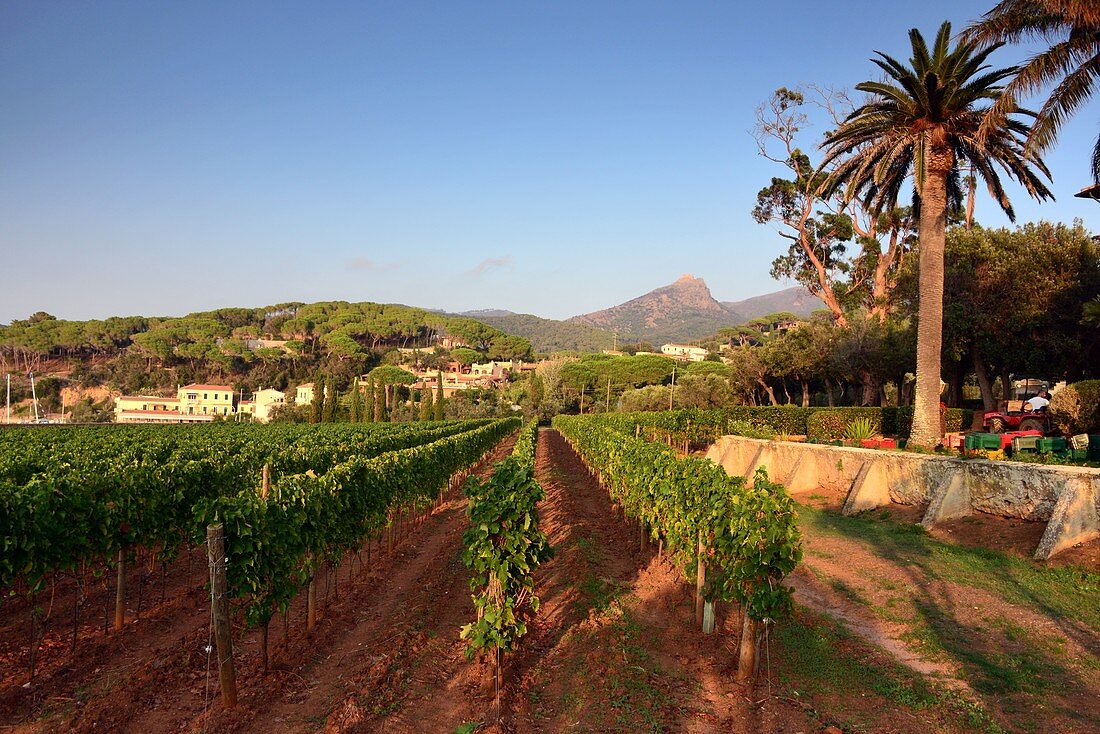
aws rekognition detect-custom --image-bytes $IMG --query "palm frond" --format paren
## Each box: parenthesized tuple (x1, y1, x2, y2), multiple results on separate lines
(819, 20, 1051, 219)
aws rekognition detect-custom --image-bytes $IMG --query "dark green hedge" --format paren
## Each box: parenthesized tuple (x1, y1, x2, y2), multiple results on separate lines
(723, 406, 810, 435)
(610, 405, 974, 441)
(881, 407, 973, 439)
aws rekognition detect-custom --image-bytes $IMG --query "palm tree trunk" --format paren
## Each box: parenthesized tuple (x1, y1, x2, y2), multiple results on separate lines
(910, 165, 950, 448)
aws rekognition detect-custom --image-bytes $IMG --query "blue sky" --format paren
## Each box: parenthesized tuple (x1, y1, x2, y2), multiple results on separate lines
(2, 1, 1097, 323)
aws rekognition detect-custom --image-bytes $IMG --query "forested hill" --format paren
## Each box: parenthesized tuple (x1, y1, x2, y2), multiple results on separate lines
(722, 286, 824, 321)
(0, 301, 531, 393)
(464, 312, 616, 353)
(458, 283, 824, 350)
(567, 275, 736, 343)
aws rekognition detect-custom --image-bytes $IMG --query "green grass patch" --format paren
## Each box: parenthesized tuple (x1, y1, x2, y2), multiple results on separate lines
(601, 604, 670, 733)
(797, 505, 1100, 731)
(798, 505, 1100, 632)
(777, 608, 1005, 733)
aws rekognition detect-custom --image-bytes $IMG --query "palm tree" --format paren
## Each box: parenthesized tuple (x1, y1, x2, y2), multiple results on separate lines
(963, 1, 1100, 183)
(819, 21, 1053, 448)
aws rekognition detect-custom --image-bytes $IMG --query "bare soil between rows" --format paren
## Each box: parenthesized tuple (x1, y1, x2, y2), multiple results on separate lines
(6, 428, 1096, 733)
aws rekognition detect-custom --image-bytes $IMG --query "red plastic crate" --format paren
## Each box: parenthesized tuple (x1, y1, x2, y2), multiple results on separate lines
(860, 438, 898, 449)
(1000, 429, 1043, 450)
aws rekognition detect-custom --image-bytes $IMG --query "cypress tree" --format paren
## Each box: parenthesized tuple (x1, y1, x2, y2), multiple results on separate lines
(434, 371, 444, 421)
(321, 378, 336, 423)
(420, 388, 432, 421)
(349, 379, 361, 423)
(374, 381, 386, 422)
(310, 376, 324, 424)
(365, 377, 376, 422)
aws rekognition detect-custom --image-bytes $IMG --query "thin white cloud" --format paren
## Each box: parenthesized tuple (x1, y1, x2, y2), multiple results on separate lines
(347, 257, 401, 272)
(467, 255, 514, 276)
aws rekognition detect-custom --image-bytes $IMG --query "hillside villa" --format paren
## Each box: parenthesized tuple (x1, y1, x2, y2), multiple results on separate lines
(405, 360, 535, 398)
(661, 344, 709, 362)
(236, 388, 286, 423)
(115, 383, 285, 423)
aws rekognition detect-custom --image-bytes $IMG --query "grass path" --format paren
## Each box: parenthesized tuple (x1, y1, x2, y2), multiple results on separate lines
(788, 503, 1100, 733)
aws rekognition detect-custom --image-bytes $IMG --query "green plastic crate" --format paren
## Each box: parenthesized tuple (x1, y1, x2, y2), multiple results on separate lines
(1068, 449, 1089, 461)
(1038, 437, 1069, 454)
(1090, 435, 1100, 461)
(965, 433, 1001, 451)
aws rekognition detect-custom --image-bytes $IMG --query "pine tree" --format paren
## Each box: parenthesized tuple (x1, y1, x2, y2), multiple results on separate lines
(310, 377, 324, 424)
(348, 379, 361, 423)
(420, 388, 432, 421)
(321, 378, 336, 423)
(434, 371, 444, 421)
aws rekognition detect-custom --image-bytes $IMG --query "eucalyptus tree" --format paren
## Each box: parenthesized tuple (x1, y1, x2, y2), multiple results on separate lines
(753, 87, 917, 326)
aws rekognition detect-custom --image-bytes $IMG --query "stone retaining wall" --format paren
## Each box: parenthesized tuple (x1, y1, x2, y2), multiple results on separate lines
(705, 436, 1100, 560)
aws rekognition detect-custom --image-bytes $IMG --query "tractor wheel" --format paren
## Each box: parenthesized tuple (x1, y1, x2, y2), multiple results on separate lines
(987, 417, 1006, 433)
(1018, 418, 1044, 433)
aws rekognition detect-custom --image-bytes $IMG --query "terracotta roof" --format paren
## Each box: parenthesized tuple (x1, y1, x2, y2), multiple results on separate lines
(118, 396, 180, 403)
(180, 383, 234, 391)
(117, 409, 215, 421)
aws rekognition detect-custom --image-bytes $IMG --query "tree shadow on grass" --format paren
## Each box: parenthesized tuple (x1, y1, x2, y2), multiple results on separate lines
(802, 506, 1100, 732)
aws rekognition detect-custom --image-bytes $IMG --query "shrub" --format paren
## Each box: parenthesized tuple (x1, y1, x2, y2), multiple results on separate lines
(1049, 380, 1100, 435)
(844, 417, 877, 440)
(945, 408, 974, 434)
(806, 408, 882, 440)
(727, 419, 777, 440)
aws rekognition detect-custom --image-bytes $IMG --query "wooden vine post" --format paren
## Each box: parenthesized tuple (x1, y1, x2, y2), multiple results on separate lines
(307, 577, 317, 631)
(259, 464, 270, 670)
(694, 530, 705, 628)
(113, 549, 125, 631)
(206, 523, 237, 708)
(736, 614, 757, 682)
(494, 645, 503, 716)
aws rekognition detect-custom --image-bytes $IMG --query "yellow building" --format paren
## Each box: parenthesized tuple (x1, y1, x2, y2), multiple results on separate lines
(114, 395, 188, 423)
(296, 382, 315, 405)
(177, 383, 235, 417)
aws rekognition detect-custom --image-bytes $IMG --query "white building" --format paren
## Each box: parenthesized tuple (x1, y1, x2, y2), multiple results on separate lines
(661, 344, 709, 362)
(247, 387, 286, 422)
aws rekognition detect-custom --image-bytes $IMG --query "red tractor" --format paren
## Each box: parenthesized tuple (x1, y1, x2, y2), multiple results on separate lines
(982, 399, 1051, 434)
